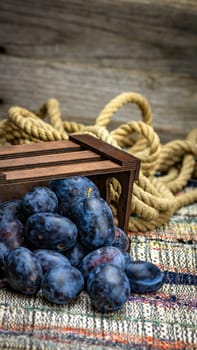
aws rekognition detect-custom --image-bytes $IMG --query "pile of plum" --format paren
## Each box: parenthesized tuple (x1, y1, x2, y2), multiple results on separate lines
(0, 176, 164, 312)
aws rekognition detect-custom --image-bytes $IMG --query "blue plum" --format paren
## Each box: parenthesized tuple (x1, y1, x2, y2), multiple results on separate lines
(0, 242, 9, 278)
(21, 186, 58, 217)
(70, 197, 115, 249)
(125, 261, 164, 293)
(80, 246, 126, 282)
(33, 249, 71, 274)
(112, 226, 130, 252)
(87, 263, 130, 312)
(42, 265, 84, 304)
(0, 219, 25, 249)
(5, 246, 42, 294)
(49, 176, 100, 207)
(122, 251, 133, 267)
(58, 201, 76, 222)
(25, 212, 78, 251)
(0, 199, 23, 222)
(0, 277, 7, 289)
(65, 241, 91, 268)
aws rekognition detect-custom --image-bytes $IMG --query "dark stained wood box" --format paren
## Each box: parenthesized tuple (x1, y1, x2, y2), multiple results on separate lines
(0, 134, 140, 233)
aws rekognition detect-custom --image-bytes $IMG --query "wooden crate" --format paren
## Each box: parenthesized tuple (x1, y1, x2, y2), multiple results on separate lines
(0, 134, 140, 233)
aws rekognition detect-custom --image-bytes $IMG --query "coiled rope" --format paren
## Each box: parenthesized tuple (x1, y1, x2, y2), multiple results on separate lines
(0, 92, 196, 232)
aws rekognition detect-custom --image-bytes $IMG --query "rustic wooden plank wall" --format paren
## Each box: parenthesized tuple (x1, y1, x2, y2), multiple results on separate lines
(0, 0, 196, 142)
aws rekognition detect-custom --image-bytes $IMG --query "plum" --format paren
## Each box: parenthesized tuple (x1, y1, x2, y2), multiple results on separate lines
(25, 212, 78, 251)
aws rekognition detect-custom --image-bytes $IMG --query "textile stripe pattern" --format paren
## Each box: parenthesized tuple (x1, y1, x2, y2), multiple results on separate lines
(0, 185, 196, 350)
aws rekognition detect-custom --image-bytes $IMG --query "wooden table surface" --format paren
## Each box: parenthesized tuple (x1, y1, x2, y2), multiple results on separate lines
(0, 0, 196, 143)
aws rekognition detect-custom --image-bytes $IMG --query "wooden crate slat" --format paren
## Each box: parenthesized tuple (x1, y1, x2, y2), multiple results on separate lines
(70, 134, 139, 167)
(0, 150, 101, 171)
(0, 172, 6, 180)
(0, 140, 81, 159)
(1, 160, 122, 184)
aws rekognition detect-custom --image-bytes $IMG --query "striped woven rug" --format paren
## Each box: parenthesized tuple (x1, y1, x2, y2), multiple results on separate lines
(0, 184, 196, 350)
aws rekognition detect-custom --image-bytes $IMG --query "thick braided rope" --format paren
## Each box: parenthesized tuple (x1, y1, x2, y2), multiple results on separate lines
(96, 92, 152, 127)
(0, 93, 196, 232)
(157, 140, 196, 172)
(39, 98, 66, 134)
(111, 121, 160, 176)
(96, 92, 153, 153)
(187, 128, 197, 179)
(8, 107, 68, 141)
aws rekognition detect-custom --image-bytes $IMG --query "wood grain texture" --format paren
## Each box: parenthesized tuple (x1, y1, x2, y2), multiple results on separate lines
(0, 0, 196, 143)
(0, 140, 80, 158)
(0, 55, 196, 142)
(70, 134, 140, 167)
(0, 0, 196, 75)
(0, 150, 101, 171)
(0, 134, 139, 184)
